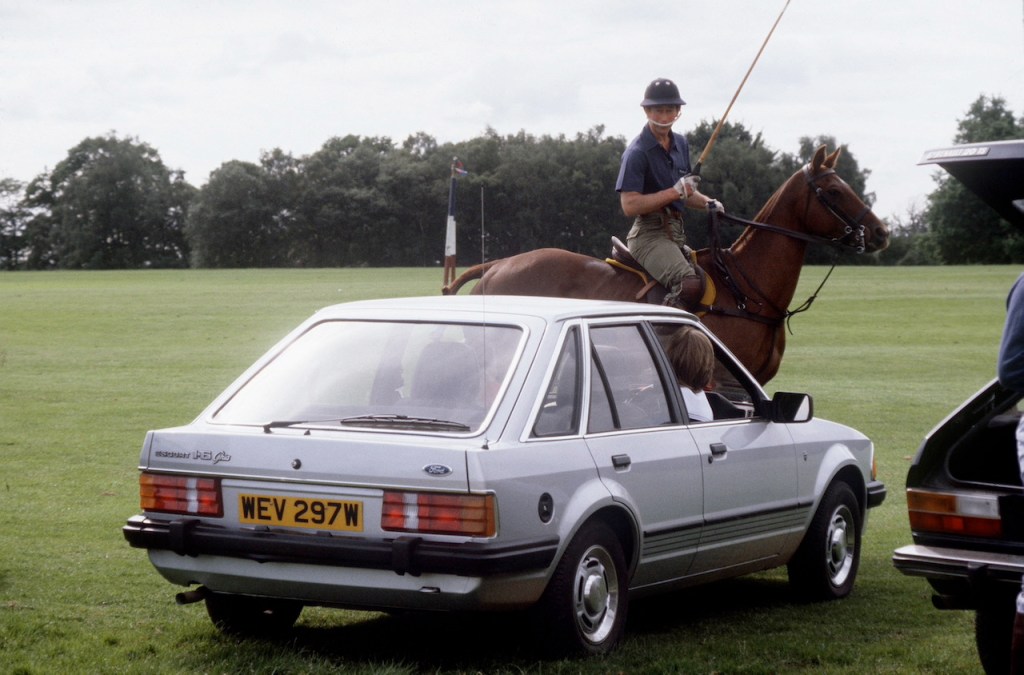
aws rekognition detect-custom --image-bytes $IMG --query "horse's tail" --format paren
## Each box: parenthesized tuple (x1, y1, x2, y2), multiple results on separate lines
(441, 260, 499, 295)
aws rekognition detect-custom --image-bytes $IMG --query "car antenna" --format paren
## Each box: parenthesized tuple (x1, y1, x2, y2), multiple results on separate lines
(480, 185, 491, 451)
(479, 185, 487, 296)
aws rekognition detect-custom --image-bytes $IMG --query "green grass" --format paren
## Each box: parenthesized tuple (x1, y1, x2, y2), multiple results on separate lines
(1, 265, 1020, 673)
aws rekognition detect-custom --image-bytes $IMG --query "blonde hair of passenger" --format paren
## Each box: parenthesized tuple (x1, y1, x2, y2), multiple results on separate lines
(667, 326, 714, 392)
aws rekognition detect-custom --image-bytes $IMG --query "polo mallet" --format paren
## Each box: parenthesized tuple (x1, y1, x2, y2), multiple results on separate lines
(692, 0, 792, 176)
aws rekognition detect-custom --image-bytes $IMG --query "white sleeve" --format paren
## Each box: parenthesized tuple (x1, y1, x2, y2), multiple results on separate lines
(681, 387, 714, 422)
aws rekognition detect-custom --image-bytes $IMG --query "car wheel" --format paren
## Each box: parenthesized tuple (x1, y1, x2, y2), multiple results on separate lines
(204, 591, 302, 637)
(787, 481, 861, 601)
(975, 588, 1017, 675)
(534, 521, 629, 656)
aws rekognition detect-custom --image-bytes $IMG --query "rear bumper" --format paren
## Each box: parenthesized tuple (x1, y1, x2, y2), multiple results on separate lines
(123, 515, 559, 578)
(893, 543, 1024, 607)
(892, 544, 1024, 583)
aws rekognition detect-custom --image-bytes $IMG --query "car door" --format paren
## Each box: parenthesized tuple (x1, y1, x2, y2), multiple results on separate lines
(581, 322, 704, 588)
(657, 324, 801, 576)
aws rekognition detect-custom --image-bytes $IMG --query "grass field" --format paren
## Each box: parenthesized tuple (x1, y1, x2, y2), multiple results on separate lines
(1, 265, 1021, 673)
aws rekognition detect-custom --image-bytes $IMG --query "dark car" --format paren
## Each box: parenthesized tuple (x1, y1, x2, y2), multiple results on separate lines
(892, 139, 1024, 674)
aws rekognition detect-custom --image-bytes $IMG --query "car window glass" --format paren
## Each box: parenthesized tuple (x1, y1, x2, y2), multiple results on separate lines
(212, 320, 522, 431)
(652, 322, 757, 420)
(532, 327, 581, 438)
(587, 325, 672, 432)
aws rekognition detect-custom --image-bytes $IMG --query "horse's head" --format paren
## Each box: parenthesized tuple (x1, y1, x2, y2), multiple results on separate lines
(799, 146, 889, 253)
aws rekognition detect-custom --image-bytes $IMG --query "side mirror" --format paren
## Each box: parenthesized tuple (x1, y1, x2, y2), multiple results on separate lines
(764, 392, 813, 423)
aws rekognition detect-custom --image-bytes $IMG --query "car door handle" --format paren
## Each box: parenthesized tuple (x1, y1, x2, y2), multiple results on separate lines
(709, 443, 728, 461)
(611, 454, 631, 469)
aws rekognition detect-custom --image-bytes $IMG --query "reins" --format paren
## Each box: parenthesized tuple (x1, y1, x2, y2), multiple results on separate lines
(700, 166, 869, 333)
(714, 169, 868, 253)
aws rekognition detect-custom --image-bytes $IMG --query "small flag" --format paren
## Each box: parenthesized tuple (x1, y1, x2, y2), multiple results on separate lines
(443, 158, 464, 287)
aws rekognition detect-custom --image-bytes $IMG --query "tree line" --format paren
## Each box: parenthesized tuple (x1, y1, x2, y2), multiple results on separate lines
(0, 95, 1019, 271)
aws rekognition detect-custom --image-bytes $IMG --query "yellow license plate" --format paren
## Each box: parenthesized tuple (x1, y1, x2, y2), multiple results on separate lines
(238, 494, 363, 532)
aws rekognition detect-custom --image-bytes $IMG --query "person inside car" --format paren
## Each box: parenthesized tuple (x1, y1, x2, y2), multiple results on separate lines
(666, 325, 715, 423)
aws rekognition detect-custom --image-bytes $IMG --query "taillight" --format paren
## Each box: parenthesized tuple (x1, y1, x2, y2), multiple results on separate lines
(381, 491, 496, 537)
(140, 473, 223, 517)
(907, 488, 1002, 538)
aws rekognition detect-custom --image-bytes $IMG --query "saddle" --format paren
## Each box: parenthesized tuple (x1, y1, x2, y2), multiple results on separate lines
(605, 236, 715, 311)
(606, 237, 668, 305)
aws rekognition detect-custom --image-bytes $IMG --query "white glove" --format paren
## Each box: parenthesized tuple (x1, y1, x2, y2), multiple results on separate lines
(673, 174, 700, 198)
(706, 199, 725, 213)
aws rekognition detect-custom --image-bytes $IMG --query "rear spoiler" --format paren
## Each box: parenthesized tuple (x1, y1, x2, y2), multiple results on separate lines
(919, 140, 1024, 228)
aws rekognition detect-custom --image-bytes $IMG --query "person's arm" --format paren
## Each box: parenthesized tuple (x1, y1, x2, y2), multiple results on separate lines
(620, 188, 723, 217)
(620, 173, 722, 217)
(620, 189, 681, 217)
(685, 189, 722, 212)
(998, 276, 1024, 391)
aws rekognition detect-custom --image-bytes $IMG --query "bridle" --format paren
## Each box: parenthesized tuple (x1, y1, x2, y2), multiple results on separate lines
(801, 165, 870, 254)
(711, 166, 870, 254)
(701, 164, 875, 329)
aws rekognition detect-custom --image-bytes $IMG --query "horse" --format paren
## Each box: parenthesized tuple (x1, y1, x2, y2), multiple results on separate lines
(441, 146, 889, 384)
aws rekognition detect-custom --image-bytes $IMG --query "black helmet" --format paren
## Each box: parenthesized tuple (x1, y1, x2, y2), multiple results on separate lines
(641, 78, 686, 107)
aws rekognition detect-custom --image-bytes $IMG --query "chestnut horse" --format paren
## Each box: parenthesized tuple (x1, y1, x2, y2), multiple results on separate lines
(442, 146, 889, 384)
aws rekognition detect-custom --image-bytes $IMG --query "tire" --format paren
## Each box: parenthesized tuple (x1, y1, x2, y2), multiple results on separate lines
(787, 481, 861, 601)
(975, 589, 1017, 675)
(533, 521, 629, 657)
(204, 591, 302, 637)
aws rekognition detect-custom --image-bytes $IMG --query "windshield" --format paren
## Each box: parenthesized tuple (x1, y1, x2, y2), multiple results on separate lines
(212, 320, 524, 432)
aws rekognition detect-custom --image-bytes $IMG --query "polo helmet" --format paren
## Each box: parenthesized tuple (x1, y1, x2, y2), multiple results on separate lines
(641, 78, 686, 107)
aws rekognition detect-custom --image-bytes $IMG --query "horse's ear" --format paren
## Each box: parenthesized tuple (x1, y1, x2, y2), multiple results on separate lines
(811, 145, 827, 171)
(824, 147, 842, 169)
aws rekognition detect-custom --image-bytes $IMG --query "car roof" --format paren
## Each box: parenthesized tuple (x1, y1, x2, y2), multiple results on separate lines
(918, 139, 1024, 227)
(312, 294, 694, 323)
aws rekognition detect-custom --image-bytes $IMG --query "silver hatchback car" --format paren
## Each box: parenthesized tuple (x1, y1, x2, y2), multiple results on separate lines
(123, 295, 885, 656)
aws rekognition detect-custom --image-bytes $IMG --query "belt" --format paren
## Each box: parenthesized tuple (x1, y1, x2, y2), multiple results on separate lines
(635, 209, 684, 229)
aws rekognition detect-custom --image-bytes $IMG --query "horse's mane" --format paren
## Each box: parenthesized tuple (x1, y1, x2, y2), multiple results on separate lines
(753, 180, 786, 223)
(728, 171, 794, 251)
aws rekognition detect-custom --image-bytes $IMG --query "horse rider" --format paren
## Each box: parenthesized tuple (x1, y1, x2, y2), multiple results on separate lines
(615, 78, 725, 310)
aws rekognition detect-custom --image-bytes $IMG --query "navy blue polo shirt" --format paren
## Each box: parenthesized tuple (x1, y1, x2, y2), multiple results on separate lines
(615, 124, 692, 212)
(999, 273, 1024, 391)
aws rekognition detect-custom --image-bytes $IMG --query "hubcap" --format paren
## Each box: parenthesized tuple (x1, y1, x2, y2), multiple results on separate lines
(582, 572, 608, 615)
(826, 505, 855, 587)
(573, 545, 619, 643)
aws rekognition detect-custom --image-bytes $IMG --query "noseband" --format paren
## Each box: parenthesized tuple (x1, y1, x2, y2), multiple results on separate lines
(802, 166, 869, 253)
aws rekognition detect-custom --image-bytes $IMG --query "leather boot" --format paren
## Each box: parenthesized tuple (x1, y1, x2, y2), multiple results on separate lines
(1012, 611, 1024, 674)
(664, 267, 707, 312)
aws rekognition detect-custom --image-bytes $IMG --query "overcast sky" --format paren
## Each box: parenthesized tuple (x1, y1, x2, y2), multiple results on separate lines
(1, 1, 1021, 220)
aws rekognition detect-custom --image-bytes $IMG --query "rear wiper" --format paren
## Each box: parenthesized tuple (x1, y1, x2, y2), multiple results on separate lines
(262, 415, 472, 433)
(339, 414, 471, 432)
